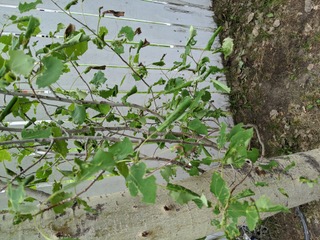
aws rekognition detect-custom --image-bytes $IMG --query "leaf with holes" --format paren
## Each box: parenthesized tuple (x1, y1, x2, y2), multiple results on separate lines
(90, 71, 107, 87)
(118, 26, 135, 41)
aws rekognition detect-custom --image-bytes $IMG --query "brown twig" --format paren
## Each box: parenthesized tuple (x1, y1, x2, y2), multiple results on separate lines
(0, 90, 164, 121)
(35, 170, 105, 215)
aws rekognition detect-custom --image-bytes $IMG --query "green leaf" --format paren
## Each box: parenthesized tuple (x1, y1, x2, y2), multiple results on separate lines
(36, 56, 64, 88)
(36, 162, 52, 181)
(210, 172, 230, 206)
(247, 148, 260, 163)
(118, 26, 135, 41)
(0, 149, 11, 162)
(116, 162, 129, 178)
(205, 26, 222, 51)
(98, 104, 110, 114)
(234, 189, 255, 200)
(212, 80, 230, 94)
(121, 85, 137, 103)
(8, 50, 35, 77)
(167, 183, 200, 204)
(71, 105, 86, 124)
(160, 166, 176, 182)
(50, 182, 73, 214)
(217, 122, 227, 149)
(157, 97, 192, 132)
(64, 39, 88, 59)
(90, 71, 107, 87)
(227, 201, 248, 221)
(187, 118, 208, 135)
(18, 0, 42, 13)
(112, 40, 124, 54)
(64, 150, 115, 192)
(284, 161, 296, 172)
(224, 126, 254, 167)
(126, 162, 157, 203)
(246, 205, 260, 231)
(99, 86, 118, 99)
(254, 182, 268, 187)
(109, 137, 133, 161)
(21, 128, 51, 139)
(255, 195, 289, 212)
(259, 160, 279, 170)
(152, 60, 165, 66)
(7, 183, 25, 212)
(278, 188, 289, 198)
(51, 127, 68, 157)
(0, 96, 18, 122)
(53, 33, 90, 51)
(65, 0, 78, 10)
(25, 16, 40, 40)
(167, 183, 206, 208)
(221, 37, 234, 59)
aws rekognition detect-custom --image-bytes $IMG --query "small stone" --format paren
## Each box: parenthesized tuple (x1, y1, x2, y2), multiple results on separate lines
(252, 26, 259, 37)
(270, 109, 279, 119)
(307, 63, 314, 71)
(247, 12, 255, 23)
(304, 23, 313, 33)
(273, 19, 281, 28)
(305, 0, 313, 13)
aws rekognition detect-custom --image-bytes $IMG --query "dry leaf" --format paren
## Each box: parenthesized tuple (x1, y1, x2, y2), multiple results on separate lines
(102, 10, 125, 17)
(64, 24, 76, 38)
(135, 27, 142, 35)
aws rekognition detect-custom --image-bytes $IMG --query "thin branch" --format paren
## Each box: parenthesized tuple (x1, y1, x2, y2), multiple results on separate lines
(50, 0, 158, 108)
(0, 179, 50, 201)
(243, 123, 265, 157)
(0, 90, 164, 121)
(0, 141, 54, 193)
(230, 161, 253, 195)
(0, 134, 218, 150)
(143, 156, 205, 174)
(35, 170, 105, 215)
(70, 61, 94, 101)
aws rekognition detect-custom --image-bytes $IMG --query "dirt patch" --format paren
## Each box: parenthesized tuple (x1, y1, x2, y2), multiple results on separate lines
(212, 0, 320, 239)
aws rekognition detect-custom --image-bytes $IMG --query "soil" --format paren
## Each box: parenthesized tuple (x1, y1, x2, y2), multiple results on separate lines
(212, 0, 320, 239)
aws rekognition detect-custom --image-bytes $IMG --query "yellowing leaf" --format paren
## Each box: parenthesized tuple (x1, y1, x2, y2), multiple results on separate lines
(0, 149, 11, 162)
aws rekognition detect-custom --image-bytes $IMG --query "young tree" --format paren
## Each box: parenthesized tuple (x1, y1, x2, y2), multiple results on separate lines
(0, 1, 317, 239)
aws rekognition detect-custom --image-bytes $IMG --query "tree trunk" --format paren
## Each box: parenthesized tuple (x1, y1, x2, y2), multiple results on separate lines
(2, 149, 320, 240)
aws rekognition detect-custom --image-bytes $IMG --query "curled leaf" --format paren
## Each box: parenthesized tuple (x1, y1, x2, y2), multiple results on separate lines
(103, 10, 125, 17)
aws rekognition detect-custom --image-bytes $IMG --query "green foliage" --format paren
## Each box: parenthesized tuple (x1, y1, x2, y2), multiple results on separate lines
(0, 2, 291, 239)
(36, 56, 64, 88)
(8, 50, 35, 77)
(18, 0, 42, 13)
(127, 162, 157, 203)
